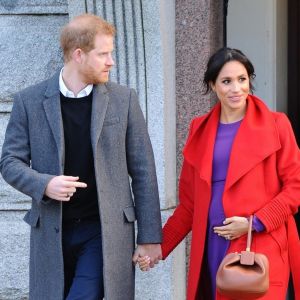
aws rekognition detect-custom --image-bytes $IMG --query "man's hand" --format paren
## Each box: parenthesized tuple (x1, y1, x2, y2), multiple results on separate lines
(213, 216, 249, 240)
(45, 175, 87, 201)
(132, 244, 162, 268)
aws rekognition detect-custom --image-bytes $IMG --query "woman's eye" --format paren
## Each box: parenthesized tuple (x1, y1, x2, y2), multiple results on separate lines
(222, 80, 230, 84)
(239, 77, 247, 82)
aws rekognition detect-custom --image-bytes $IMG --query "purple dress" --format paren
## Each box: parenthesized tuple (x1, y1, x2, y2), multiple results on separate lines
(206, 120, 241, 298)
(205, 120, 265, 298)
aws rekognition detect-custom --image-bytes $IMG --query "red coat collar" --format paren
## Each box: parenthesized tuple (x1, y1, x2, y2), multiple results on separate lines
(183, 95, 281, 189)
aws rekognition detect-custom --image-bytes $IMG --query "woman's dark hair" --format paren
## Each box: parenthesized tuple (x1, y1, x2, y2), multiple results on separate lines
(203, 47, 256, 94)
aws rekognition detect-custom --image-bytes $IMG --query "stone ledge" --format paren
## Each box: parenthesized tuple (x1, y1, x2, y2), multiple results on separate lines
(0, 0, 68, 15)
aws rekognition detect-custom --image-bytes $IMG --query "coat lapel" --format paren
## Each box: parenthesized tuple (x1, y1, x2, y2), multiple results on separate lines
(43, 71, 65, 170)
(90, 84, 109, 153)
(183, 103, 221, 186)
(225, 95, 281, 190)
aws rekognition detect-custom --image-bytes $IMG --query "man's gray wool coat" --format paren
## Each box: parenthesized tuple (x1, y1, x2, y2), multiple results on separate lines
(0, 71, 162, 300)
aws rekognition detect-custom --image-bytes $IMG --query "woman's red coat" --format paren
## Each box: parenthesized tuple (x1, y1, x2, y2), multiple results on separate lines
(162, 95, 300, 300)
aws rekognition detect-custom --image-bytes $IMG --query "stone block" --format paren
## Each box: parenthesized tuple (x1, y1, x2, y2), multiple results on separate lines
(0, 211, 30, 300)
(0, 0, 68, 14)
(67, 0, 86, 19)
(0, 14, 67, 101)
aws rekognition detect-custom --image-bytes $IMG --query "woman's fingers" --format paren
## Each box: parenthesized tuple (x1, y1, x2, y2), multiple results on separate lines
(213, 216, 249, 239)
(137, 256, 151, 271)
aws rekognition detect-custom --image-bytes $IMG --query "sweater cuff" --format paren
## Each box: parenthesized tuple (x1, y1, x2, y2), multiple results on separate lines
(252, 215, 265, 232)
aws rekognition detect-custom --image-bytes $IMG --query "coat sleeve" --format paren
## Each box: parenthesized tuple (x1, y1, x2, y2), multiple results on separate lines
(161, 120, 196, 258)
(0, 93, 54, 203)
(125, 88, 162, 244)
(255, 113, 300, 232)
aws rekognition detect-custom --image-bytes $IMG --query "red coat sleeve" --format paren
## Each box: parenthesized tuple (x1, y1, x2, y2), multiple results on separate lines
(256, 113, 300, 232)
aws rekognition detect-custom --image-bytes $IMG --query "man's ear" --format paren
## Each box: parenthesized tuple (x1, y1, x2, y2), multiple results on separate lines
(72, 48, 83, 64)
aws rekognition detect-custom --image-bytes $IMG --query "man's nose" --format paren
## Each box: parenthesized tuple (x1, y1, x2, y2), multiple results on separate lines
(107, 54, 115, 66)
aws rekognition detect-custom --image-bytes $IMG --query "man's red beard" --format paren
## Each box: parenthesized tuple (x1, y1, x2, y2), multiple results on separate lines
(80, 65, 109, 85)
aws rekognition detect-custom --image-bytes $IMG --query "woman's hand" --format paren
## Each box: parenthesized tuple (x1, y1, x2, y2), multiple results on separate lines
(213, 216, 249, 240)
(137, 256, 151, 271)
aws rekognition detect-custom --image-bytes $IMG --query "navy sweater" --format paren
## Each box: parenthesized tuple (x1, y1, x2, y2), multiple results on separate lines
(60, 92, 99, 222)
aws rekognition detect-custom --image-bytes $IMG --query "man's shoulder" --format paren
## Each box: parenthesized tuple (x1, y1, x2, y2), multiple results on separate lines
(16, 79, 47, 97)
(104, 81, 132, 97)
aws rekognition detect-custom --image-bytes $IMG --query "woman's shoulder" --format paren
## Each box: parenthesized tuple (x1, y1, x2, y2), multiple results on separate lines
(250, 95, 292, 129)
(271, 111, 288, 121)
(271, 111, 292, 128)
(270, 111, 296, 144)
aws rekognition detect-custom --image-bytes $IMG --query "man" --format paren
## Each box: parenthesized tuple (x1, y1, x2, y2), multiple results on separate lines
(0, 14, 162, 300)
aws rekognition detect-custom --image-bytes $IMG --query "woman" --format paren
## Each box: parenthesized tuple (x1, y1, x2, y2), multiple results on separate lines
(139, 48, 300, 299)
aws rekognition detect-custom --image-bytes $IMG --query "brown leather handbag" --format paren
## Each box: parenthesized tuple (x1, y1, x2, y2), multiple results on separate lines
(216, 215, 269, 300)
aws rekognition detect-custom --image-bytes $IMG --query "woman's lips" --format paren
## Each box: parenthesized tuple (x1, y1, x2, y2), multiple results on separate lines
(229, 95, 243, 102)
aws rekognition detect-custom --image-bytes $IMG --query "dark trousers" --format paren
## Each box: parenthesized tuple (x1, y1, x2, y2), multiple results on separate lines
(62, 218, 104, 300)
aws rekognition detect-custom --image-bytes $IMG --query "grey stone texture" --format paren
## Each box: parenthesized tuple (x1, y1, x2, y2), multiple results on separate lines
(0, 0, 68, 14)
(142, 0, 177, 211)
(175, 0, 224, 277)
(176, 0, 223, 167)
(0, 14, 66, 101)
(0, 211, 29, 300)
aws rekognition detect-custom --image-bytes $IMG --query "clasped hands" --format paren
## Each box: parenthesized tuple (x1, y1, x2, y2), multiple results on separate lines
(132, 244, 162, 272)
(134, 217, 250, 271)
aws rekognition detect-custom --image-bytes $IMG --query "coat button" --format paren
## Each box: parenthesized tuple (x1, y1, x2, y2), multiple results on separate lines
(54, 227, 60, 233)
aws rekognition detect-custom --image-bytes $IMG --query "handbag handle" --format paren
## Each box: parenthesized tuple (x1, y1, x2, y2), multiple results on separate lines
(246, 215, 253, 252)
